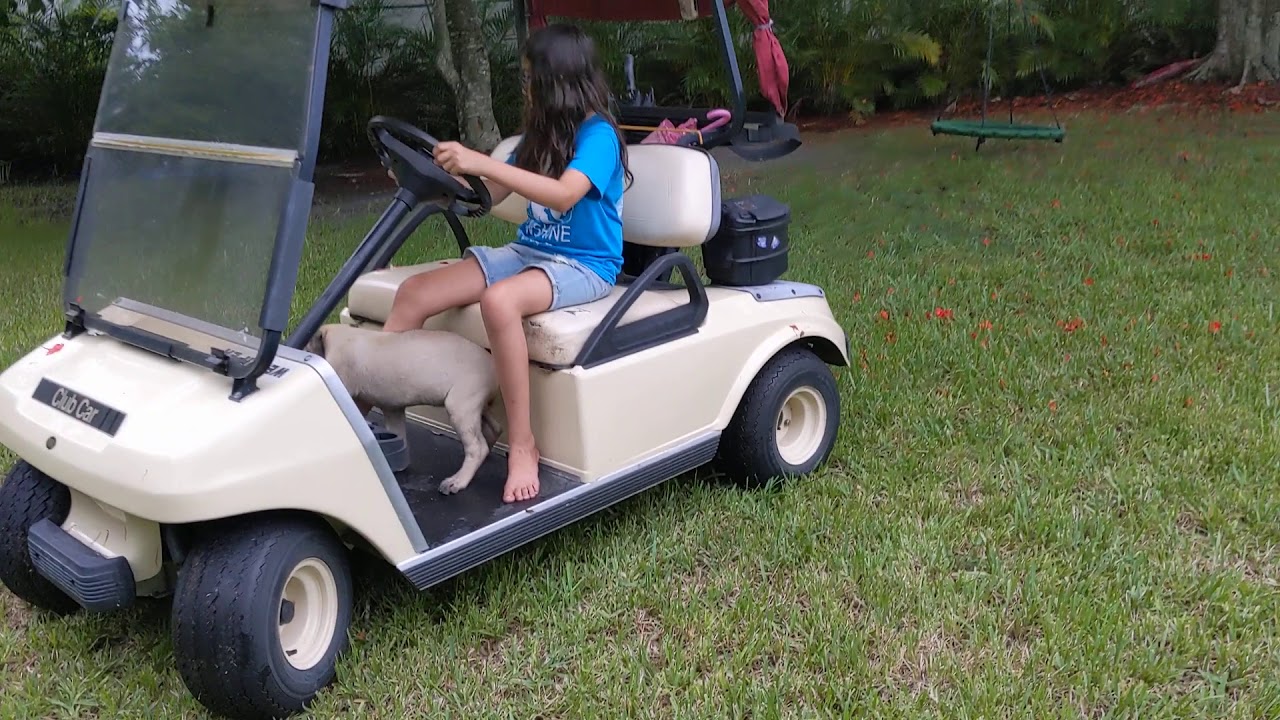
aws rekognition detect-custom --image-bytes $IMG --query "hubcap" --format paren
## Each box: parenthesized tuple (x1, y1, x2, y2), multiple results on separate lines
(277, 557, 339, 671)
(775, 385, 827, 466)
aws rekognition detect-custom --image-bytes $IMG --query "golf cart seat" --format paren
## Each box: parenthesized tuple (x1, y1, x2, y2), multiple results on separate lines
(346, 136, 721, 367)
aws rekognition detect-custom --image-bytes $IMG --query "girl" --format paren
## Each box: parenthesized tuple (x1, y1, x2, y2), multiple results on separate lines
(381, 23, 631, 504)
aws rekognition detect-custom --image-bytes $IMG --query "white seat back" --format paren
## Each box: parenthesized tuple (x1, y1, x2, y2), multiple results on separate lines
(487, 134, 721, 249)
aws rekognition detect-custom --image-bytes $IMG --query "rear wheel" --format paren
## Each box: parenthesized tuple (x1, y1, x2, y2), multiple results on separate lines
(171, 513, 353, 720)
(717, 346, 841, 486)
(0, 461, 80, 615)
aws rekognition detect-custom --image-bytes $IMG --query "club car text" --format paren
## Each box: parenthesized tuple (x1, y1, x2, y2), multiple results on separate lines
(32, 379, 126, 436)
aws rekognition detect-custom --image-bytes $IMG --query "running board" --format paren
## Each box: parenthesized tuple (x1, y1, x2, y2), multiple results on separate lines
(396, 433, 720, 590)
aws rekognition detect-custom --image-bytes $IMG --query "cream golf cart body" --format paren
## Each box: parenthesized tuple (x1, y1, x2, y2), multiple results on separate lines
(0, 0, 848, 717)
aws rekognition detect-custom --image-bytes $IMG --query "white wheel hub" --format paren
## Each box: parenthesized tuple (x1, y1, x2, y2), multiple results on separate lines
(277, 557, 339, 671)
(775, 385, 827, 466)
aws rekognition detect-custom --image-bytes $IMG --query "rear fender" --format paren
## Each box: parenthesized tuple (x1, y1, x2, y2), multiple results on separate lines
(715, 316, 850, 430)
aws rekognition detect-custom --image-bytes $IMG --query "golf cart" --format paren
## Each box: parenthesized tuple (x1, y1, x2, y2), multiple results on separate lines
(0, 0, 847, 717)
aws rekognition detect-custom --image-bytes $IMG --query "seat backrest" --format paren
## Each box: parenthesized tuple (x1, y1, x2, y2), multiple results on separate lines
(488, 134, 721, 248)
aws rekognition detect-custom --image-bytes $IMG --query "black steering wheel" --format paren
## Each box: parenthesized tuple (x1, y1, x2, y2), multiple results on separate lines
(366, 116, 492, 218)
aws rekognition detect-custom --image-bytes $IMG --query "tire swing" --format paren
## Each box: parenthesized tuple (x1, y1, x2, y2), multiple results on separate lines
(931, 0, 1065, 151)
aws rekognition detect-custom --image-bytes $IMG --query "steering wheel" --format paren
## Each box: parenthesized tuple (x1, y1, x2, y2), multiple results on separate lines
(366, 116, 492, 218)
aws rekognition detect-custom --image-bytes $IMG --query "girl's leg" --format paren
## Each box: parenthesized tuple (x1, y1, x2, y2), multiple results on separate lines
(355, 257, 488, 418)
(478, 269, 554, 503)
(383, 257, 487, 333)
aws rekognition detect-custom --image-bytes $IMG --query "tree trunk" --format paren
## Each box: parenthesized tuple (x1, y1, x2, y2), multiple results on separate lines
(433, 0, 502, 153)
(1191, 0, 1280, 84)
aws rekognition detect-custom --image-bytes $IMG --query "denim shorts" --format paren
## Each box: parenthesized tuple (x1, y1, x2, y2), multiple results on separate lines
(464, 243, 613, 311)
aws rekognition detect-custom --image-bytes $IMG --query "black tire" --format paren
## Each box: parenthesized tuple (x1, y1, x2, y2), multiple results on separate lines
(0, 461, 80, 615)
(716, 345, 841, 486)
(171, 513, 354, 720)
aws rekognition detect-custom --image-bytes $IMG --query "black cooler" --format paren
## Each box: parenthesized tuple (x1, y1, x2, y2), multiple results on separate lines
(702, 195, 790, 286)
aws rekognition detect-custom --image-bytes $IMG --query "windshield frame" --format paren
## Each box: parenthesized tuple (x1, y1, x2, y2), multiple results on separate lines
(59, 0, 345, 400)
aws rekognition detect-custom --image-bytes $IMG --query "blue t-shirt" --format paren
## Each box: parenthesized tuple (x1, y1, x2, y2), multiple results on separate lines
(507, 115, 625, 284)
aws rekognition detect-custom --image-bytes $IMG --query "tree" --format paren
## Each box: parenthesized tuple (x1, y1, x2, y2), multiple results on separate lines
(430, 0, 501, 152)
(1191, 0, 1280, 85)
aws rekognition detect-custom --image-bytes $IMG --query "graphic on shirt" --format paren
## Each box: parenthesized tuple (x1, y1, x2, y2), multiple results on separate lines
(520, 201, 575, 245)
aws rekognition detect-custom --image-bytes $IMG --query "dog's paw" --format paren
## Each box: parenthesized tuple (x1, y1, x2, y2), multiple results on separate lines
(438, 475, 471, 495)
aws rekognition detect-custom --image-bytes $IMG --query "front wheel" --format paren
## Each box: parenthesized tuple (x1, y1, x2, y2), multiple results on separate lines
(0, 461, 80, 615)
(171, 513, 353, 720)
(716, 346, 841, 486)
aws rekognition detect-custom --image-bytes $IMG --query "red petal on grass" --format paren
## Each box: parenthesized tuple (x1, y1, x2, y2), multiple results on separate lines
(1051, 198, 1062, 209)
(982, 236, 991, 247)
(879, 309, 890, 321)
(1209, 320, 1222, 333)
(1049, 400, 1058, 412)
(1184, 396, 1194, 408)
(854, 291, 862, 302)
(867, 250, 876, 259)
(1084, 277, 1094, 286)
(1058, 317, 1085, 333)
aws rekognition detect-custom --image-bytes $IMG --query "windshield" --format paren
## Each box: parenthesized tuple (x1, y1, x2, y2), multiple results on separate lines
(66, 0, 321, 354)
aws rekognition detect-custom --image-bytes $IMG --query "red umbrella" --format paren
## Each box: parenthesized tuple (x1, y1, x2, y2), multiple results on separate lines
(735, 0, 789, 118)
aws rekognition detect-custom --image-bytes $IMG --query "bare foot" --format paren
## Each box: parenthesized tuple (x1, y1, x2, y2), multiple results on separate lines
(503, 444, 541, 503)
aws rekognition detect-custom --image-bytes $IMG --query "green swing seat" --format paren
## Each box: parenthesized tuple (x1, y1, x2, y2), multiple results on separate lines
(930, 119, 1065, 142)
(931, 0, 1066, 148)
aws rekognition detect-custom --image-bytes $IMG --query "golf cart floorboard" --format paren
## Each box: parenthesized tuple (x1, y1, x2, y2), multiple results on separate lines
(392, 418, 584, 548)
(376, 414, 721, 590)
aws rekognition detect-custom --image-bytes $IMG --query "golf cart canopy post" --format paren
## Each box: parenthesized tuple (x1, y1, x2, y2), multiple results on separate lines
(522, 0, 798, 160)
(60, 0, 341, 400)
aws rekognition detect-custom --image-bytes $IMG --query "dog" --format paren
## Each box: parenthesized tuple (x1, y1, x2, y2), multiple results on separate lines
(305, 323, 503, 495)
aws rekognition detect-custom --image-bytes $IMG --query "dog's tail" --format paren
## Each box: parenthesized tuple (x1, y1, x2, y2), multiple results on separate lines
(480, 397, 503, 448)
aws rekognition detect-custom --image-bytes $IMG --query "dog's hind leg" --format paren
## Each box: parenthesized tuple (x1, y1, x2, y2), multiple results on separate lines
(438, 394, 492, 495)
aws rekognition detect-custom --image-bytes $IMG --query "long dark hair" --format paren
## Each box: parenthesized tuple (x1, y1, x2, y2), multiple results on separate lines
(514, 23, 633, 188)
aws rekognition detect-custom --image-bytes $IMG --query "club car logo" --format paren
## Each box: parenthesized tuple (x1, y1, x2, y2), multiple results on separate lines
(32, 379, 126, 436)
(50, 386, 101, 424)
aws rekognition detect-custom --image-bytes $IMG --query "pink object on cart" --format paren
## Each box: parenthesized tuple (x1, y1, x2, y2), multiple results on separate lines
(640, 108, 732, 145)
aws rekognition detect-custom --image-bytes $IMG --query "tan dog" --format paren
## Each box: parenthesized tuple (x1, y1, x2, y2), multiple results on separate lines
(305, 323, 503, 495)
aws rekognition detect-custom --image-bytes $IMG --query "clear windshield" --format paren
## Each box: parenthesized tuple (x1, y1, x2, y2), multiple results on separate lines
(66, 0, 321, 352)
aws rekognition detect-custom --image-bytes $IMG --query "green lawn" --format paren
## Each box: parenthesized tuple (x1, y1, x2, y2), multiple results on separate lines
(2, 109, 1279, 718)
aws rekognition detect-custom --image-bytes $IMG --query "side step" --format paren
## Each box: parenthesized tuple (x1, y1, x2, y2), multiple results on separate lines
(397, 434, 719, 590)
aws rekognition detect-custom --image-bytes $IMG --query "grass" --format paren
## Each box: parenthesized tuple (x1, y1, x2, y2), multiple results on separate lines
(3, 107, 1280, 718)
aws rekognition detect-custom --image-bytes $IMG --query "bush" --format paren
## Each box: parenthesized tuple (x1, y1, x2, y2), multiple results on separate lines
(0, 0, 116, 181)
(0, 0, 1218, 180)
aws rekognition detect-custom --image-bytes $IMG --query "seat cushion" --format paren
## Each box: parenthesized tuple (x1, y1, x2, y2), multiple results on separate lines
(346, 260, 692, 367)
(488, 135, 721, 248)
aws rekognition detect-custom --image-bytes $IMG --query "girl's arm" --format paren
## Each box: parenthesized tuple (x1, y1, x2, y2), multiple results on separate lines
(435, 141, 593, 214)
